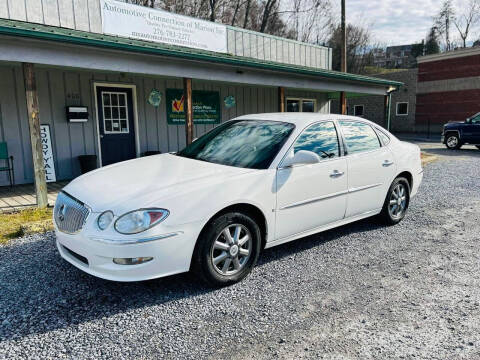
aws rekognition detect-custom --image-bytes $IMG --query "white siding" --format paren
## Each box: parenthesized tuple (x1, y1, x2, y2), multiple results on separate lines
(2, 0, 331, 70)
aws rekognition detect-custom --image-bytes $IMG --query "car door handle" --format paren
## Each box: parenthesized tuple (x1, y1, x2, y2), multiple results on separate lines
(330, 170, 345, 178)
(383, 160, 394, 167)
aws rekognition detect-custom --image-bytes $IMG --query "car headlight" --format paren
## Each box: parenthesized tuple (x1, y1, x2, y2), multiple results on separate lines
(97, 211, 114, 230)
(114, 209, 169, 234)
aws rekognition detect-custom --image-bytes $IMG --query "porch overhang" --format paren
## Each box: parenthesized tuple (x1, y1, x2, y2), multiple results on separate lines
(0, 19, 402, 96)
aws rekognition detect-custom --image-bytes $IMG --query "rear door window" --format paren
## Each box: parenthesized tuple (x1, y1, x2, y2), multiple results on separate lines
(339, 120, 381, 154)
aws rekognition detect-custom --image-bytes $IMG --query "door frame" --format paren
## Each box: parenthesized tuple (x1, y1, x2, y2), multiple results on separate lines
(93, 82, 140, 167)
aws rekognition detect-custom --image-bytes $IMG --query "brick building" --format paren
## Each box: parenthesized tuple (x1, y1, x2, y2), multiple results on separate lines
(331, 69, 417, 133)
(416, 48, 480, 135)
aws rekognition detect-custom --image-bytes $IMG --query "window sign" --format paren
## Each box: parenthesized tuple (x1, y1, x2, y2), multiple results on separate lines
(40, 125, 56, 183)
(101, 0, 227, 53)
(166, 89, 221, 124)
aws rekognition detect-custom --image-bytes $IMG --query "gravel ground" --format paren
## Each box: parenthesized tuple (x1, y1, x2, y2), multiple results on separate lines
(1, 144, 480, 360)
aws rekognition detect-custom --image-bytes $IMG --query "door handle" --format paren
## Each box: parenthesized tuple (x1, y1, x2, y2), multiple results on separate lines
(330, 170, 345, 178)
(383, 160, 394, 167)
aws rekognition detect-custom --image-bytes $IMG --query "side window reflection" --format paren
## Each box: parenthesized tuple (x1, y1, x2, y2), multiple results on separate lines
(339, 121, 381, 154)
(293, 121, 340, 159)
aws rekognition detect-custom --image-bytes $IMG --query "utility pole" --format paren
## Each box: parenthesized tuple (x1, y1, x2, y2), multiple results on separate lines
(339, 0, 347, 115)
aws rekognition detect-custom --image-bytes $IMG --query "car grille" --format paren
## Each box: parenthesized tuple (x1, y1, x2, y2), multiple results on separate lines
(54, 192, 90, 234)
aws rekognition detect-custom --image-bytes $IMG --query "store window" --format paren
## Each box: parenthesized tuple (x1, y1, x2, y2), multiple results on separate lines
(396, 102, 408, 116)
(286, 98, 316, 113)
(354, 105, 364, 117)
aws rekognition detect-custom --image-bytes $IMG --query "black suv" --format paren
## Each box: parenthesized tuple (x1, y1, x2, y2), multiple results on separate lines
(442, 113, 480, 150)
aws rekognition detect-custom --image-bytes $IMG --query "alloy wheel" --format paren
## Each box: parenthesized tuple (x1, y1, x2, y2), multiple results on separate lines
(210, 224, 252, 276)
(447, 136, 458, 148)
(388, 183, 407, 219)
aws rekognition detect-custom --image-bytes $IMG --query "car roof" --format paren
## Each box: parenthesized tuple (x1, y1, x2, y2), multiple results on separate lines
(235, 113, 377, 129)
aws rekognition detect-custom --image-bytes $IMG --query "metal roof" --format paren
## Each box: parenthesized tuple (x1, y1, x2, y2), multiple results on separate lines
(0, 18, 402, 89)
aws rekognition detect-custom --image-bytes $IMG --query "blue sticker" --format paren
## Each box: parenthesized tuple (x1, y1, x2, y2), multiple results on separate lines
(224, 95, 236, 109)
(148, 89, 162, 107)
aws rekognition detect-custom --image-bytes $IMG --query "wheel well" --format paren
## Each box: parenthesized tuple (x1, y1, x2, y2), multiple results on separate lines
(201, 203, 268, 250)
(397, 171, 413, 192)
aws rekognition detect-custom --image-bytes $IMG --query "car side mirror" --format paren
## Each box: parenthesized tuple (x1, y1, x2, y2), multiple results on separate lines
(281, 150, 321, 168)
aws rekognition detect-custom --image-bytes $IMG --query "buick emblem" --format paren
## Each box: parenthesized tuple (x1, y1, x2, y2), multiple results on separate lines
(59, 205, 66, 222)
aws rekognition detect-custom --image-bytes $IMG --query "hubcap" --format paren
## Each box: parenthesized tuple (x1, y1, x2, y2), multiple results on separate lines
(388, 183, 407, 219)
(447, 136, 458, 148)
(210, 224, 252, 276)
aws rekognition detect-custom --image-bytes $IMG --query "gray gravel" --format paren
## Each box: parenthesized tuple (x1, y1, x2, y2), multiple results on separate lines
(1, 144, 480, 360)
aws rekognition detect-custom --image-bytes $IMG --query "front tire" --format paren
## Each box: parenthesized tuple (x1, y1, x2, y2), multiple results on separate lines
(445, 133, 461, 150)
(191, 212, 261, 287)
(380, 177, 411, 225)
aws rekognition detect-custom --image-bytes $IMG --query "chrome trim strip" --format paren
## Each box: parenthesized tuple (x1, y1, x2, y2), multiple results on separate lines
(89, 232, 183, 245)
(280, 190, 349, 210)
(348, 183, 383, 194)
(279, 183, 382, 210)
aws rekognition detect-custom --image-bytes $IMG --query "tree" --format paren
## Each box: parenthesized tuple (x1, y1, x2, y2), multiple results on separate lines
(435, 0, 456, 51)
(454, 0, 480, 48)
(328, 23, 372, 74)
(425, 27, 441, 55)
(411, 41, 424, 59)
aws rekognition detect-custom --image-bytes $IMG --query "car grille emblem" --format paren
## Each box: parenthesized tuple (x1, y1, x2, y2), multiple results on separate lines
(59, 205, 66, 221)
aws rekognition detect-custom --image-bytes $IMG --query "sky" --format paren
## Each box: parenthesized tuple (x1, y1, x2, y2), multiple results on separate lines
(342, 0, 472, 46)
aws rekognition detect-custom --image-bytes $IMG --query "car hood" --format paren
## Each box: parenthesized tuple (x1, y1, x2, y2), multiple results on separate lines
(64, 154, 253, 213)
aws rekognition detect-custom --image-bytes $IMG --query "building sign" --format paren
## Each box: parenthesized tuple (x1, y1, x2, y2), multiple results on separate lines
(100, 0, 227, 53)
(40, 125, 56, 183)
(166, 89, 221, 125)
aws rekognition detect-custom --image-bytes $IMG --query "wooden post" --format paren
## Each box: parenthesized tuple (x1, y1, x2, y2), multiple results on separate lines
(23, 63, 48, 209)
(278, 87, 285, 112)
(183, 78, 194, 145)
(339, 91, 347, 115)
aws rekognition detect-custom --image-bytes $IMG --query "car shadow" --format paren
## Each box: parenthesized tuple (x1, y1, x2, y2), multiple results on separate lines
(0, 217, 383, 342)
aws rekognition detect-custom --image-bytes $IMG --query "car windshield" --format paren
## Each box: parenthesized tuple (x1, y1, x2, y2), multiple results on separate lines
(176, 120, 295, 169)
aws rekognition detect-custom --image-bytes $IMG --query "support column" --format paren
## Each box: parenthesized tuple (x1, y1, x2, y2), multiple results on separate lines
(278, 87, 285, 112)
(183, 78, 193, 145)
(386, 92, 392, 131)
(339, 91, 347, 115)
(384, 93, 392, 131)
(23, 63, 48, 209)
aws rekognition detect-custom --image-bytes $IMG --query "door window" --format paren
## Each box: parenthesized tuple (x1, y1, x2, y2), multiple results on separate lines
(102, 92, 129, 134)
(339, 120, 381, 154)
(470, 114, 480, 124)
(293, 121, 340, 159)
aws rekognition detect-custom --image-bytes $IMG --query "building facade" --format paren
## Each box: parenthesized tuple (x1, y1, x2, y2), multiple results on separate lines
(416, 48, 480, 135)
(0, 0, 400, 188)
(331, 69, 417, 133)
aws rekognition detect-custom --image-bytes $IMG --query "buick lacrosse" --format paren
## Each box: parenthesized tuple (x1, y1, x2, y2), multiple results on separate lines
(54, 114, 423, 286)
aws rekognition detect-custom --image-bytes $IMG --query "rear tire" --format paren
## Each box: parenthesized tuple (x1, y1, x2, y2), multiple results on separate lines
(445, 133, 461, 150)
(191, 212, 261, 287)
(380, 177, 411, 225)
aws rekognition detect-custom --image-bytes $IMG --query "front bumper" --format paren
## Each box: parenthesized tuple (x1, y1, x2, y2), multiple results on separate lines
(55, 222, 202, 282)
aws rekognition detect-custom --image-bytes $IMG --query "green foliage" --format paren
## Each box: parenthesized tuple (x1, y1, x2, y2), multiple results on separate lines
(425, 27, 441, 55)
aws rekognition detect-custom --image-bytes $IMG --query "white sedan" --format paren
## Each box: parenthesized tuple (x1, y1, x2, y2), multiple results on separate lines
(54, 114, 423, 286)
